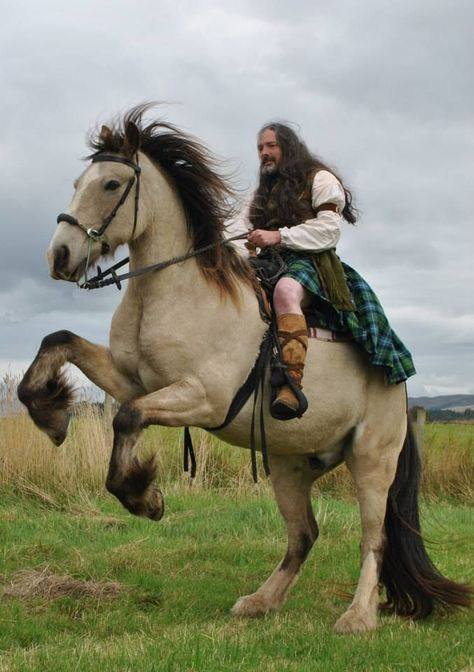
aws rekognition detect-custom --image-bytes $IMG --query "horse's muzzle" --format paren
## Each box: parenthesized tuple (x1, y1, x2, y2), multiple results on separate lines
(53, 244, 70, 277)
(48, 243, 86, 282)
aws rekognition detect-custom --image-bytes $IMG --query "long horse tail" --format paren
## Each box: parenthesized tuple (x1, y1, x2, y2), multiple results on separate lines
(380, 421, 472, 618)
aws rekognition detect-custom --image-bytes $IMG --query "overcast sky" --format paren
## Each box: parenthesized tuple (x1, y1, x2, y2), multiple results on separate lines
(1, 0, 473, 397)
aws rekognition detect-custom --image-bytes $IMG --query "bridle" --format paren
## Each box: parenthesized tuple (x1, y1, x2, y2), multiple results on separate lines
(56, 153, 141, 287)
(56, 152, 246, 290)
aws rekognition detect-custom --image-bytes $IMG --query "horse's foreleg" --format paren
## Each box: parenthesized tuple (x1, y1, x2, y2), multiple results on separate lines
(231, 454, 318, 617)
(18, 330, 140, 445)
(105, 378, 211, 520)
(333, 428, 404, 634)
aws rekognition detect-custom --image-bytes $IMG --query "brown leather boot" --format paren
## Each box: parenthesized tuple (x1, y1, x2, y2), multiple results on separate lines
(271, 313, 308, 420)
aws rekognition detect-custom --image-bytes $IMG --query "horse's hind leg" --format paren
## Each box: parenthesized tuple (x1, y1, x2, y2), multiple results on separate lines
(231, 454, 318, 617)
(334, 419, 406, 634)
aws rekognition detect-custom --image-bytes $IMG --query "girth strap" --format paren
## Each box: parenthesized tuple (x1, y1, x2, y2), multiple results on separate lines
(182, 330, 273, 483)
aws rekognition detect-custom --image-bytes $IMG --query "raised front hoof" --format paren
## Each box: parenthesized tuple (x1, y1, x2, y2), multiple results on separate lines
(34, 407, 71, 446)
(143, 486, 165, 521)
(333, 607, 377, 635)
(122, 486, 165, 522)
(18, 375, 73, 444)
(46, 416, 70, 446)
(231, 593, 277, 618)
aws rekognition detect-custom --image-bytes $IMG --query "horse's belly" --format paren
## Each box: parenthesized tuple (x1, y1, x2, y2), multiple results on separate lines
(214, 400, 357, 456)
(213, 341, 371, 456)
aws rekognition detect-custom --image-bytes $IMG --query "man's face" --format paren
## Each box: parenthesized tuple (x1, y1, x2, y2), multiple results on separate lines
(258, 129, 282, 176)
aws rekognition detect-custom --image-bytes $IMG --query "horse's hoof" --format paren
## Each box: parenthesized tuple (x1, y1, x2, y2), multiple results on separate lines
(231, 593, 276, 618)
(50, 431, 67, 447)
(333, 607, 377, 634)
(46, 414, 70, 446)
(127, 486, 164, 521)
(145, 487, 165, 521)
(18, 375, 72, 445)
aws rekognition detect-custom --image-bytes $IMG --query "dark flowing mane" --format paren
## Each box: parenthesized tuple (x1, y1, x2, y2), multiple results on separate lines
(88, 104, 253, 300)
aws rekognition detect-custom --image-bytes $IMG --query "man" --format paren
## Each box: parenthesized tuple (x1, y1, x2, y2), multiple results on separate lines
(227, 122, 415, 420)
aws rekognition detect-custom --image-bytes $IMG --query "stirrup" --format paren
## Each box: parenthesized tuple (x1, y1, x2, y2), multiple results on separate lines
(270, 380, 308, 421)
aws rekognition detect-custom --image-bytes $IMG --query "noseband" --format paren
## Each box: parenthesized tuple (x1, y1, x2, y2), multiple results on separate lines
(56, 153, 141, 285)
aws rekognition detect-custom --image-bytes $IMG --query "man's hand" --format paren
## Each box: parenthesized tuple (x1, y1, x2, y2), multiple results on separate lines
(247, 229, 282, 248)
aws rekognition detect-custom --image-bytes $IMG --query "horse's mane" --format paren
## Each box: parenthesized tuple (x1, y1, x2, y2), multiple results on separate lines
(88, 104, 254, 300)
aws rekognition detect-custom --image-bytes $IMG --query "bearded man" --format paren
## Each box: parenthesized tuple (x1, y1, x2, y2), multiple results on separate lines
(227, 123, 415, 420)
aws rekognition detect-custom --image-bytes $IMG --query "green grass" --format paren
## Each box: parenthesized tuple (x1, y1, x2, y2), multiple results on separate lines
(0, 491, 472, 672)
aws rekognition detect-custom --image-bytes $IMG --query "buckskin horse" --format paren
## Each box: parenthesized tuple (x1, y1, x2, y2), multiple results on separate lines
(18, 106, 470, 633)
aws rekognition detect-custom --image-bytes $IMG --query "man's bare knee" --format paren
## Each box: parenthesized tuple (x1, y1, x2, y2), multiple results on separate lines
(274, 279, 305, 314)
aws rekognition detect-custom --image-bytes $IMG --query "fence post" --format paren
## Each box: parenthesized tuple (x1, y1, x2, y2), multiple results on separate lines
(414, 407, 426, 455)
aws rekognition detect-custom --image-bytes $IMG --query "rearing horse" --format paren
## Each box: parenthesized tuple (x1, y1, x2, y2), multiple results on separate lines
(18, 107, 470, 633)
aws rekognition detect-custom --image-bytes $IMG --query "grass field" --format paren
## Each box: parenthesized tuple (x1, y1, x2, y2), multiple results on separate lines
(0, 383, 473, 671)
(1, 402, 473, 503)
(0, 491, 472, 672)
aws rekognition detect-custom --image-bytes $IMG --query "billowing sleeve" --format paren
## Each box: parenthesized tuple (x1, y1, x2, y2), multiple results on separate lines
(224, 200, 252, 257)
(279, 170, 345, 252)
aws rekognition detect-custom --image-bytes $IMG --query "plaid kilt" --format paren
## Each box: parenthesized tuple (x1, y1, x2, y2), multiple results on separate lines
(281, 251, 416, 384)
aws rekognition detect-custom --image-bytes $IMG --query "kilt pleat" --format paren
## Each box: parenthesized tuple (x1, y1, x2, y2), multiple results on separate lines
(281, 251, 416, 384)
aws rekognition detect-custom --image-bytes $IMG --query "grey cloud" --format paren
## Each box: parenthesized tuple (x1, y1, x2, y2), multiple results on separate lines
(1, 0, 473, 396)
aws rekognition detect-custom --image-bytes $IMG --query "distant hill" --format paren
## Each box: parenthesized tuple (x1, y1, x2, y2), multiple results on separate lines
(408, 394, 474, 411)
(3, 383, 474, 417)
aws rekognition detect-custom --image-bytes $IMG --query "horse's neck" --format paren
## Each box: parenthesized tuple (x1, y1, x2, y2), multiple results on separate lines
(129, 165, 189, 274)
(126, 162, 262, 334)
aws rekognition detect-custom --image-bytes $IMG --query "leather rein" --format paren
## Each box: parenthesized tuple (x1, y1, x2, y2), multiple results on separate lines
(56, 153, 247, 290)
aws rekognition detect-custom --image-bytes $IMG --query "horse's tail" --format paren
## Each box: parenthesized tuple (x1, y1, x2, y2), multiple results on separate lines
(380, 421, 472, 618)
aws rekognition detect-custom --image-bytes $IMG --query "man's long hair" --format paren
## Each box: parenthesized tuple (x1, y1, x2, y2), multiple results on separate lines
(249, 122, 357, 230)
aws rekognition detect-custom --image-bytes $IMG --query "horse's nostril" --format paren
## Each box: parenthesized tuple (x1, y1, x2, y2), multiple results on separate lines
(54, 245, 70, 273)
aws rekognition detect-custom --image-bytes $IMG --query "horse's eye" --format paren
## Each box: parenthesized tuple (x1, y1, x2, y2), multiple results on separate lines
(105, 180, 120, 191)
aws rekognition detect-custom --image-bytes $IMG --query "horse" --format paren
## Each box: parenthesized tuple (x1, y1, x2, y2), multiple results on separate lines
(18, 106, 470, 633)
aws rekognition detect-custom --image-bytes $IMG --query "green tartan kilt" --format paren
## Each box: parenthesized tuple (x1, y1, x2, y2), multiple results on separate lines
(281, 251, 416, 385)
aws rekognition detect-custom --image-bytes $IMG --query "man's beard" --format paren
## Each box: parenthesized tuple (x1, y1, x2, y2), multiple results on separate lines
(260, 161, 279, 177)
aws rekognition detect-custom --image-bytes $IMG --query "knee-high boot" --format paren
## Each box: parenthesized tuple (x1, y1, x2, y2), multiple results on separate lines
(271, 313, 308, 420)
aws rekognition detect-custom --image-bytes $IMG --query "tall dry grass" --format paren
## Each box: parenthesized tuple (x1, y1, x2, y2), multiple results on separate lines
(1, 374, 472, 503)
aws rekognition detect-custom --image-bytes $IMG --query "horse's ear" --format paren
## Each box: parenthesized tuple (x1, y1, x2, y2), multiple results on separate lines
(99, 125, 113, 146)
(122, 121, 140, 157)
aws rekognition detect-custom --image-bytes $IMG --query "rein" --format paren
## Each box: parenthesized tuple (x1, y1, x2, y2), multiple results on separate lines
(56, 152, 248, 290)
(81, 231, 249, 290)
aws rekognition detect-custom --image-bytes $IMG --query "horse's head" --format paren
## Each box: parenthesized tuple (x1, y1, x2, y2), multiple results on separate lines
(47, 122, 142, 283)
(47, 104, 252, 300)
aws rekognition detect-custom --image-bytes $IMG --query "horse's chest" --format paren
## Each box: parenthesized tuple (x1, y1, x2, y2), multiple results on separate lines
(136, 325, 192, 390)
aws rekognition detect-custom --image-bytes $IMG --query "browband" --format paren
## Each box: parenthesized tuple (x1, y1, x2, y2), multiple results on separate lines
(91, 154, 141, 173)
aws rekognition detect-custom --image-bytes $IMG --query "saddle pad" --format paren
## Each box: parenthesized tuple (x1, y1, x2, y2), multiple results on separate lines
(308, 327, 351, 342)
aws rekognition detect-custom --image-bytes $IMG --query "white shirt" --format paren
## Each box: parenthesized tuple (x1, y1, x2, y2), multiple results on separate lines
(225, 170, 345, 256)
